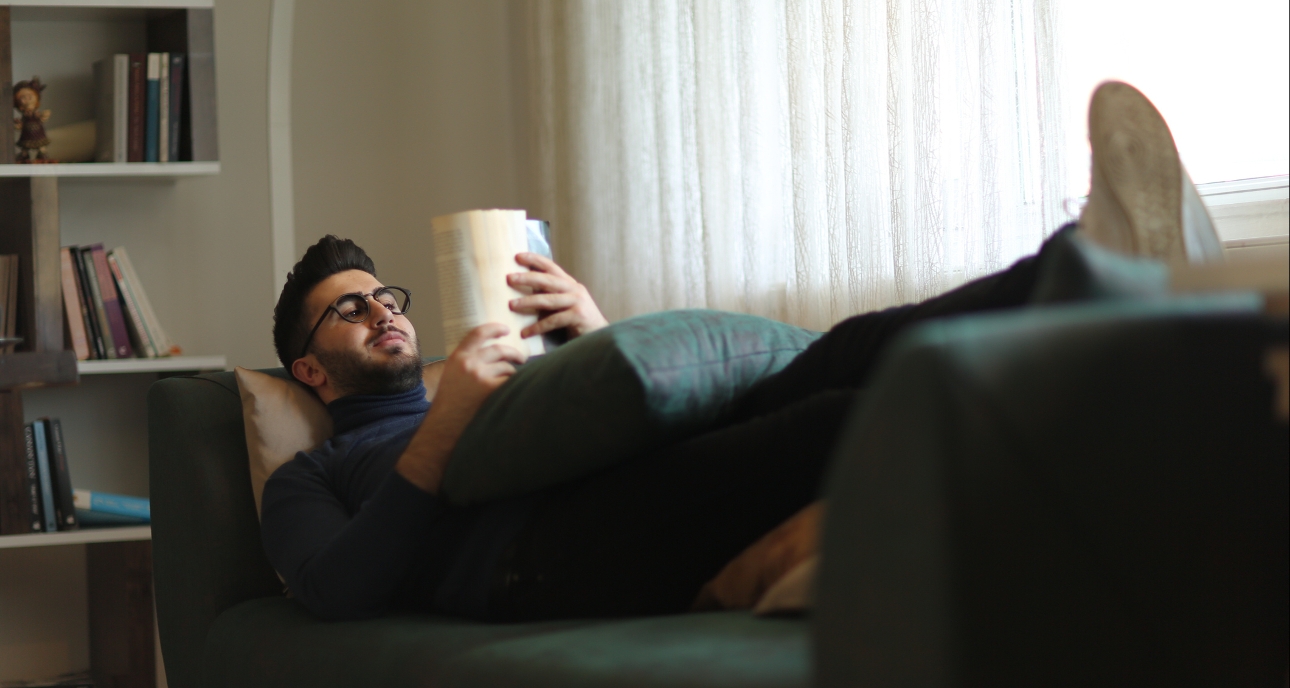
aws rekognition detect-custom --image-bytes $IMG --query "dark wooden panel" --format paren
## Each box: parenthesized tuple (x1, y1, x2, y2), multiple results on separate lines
(88, 540, 156, 688)
(0, 177, 63, 353)
(0, 350, 78, 389)
(0, 390, 28, 535)
(0, 7, 13, 165)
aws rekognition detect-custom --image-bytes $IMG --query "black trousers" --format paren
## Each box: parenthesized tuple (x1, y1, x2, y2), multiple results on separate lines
(489, 232, 1058, 621)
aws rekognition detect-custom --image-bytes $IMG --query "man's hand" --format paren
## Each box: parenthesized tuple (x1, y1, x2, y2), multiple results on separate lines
(395, 324, 525, 494)
(508, 253, 609, 339)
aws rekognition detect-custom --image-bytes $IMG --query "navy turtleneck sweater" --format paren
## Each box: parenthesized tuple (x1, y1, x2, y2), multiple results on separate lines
(259, 382, 534, 621)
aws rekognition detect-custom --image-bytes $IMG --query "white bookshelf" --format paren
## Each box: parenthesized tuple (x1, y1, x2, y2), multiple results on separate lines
(0, 162, 220, 178)
(8, 0, 211, 8)
(78, 355, 227, 375)
(0, 526, 150, 550)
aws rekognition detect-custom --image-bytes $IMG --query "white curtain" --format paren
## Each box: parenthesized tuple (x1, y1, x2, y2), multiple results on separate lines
(518, 0, 1070, 331)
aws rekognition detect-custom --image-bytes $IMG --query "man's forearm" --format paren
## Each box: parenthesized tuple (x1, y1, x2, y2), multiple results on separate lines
(394, 403, 474, 494)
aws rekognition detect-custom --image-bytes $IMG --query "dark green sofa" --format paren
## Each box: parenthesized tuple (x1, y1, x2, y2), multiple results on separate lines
(150, 299, 1287, 687)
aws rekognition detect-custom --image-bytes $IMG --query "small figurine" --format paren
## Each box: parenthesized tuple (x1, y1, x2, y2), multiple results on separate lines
(13, 76, 56, 164)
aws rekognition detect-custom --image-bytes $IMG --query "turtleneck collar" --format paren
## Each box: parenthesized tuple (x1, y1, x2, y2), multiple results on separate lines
(327, 382, 430, 436)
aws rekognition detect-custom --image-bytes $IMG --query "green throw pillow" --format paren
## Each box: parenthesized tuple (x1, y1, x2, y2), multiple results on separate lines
(440, 309, 822, 506)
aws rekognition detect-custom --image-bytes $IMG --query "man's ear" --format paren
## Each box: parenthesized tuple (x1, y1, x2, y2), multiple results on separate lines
(291, 355, 328, 390)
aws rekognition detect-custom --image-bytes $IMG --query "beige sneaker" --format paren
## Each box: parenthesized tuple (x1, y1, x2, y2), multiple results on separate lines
(1079, 81, 1224, 263)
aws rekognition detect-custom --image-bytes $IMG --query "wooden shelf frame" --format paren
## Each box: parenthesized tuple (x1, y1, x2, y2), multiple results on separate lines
(79, 355, 227, 375)
(0, 524, 150, 549)
(0, 162, 220, 177)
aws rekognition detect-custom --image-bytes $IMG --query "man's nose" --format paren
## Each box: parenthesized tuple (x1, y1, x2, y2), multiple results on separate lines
(368, 296, 396, 326)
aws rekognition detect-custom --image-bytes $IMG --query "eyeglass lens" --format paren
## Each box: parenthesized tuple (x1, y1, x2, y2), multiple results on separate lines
(334, 288, 409, 323)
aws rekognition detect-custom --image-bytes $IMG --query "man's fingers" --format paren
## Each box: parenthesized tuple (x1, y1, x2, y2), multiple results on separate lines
(507, 270, 572, 294)
(455, 323, 510, 352)
(509, 292, 578, 314)
(522, 309, 578, 338)
(514, 252, 570, 278)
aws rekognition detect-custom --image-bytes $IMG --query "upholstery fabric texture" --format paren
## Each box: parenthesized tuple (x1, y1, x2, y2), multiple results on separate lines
(442, 309, 821, 506)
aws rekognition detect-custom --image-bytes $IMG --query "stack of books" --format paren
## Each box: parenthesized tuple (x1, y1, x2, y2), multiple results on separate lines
(60, 245, 178, 361)
(93, 52, 186, 163)
(16, 417, 150, 533)
(0, 254, 16, 353)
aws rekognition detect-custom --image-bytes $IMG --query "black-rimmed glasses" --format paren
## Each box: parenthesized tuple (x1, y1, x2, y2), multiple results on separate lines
(298, 286, 412, 360)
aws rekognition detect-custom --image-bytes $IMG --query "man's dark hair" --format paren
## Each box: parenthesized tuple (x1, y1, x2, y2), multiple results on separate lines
(273, 235, 377, 369)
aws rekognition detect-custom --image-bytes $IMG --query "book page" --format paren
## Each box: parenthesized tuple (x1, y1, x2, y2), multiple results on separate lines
(432, 209, 538, 356)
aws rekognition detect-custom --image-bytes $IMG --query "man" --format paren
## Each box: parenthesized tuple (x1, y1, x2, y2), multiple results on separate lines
(262, 81, 1218, 621)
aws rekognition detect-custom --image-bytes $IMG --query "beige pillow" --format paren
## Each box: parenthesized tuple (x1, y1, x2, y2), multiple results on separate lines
(235, 363, 444, 518)
(691, 500, 824, 614)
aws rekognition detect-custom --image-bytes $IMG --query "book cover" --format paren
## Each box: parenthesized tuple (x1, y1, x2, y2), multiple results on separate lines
(158, 53, 170, 162)
(92, 57, 128, 163)
(107, 252, 157, 357)
(73, 489, 150, 521)
(90, 244, 134, 358)
(59, 247, 91, 360)
(31, 419, 58, 533)
(44, 419, 79, 531)
(144, 53, 161, 162)
(127, 53, 146, 163)
(79, 247, 117, 358)
(75, 508, 148, 527)
(169, 54, 185, 162)
(74, 247, 107, 359)
(23, 423, 44, 532)
(111, 248, 177, 356)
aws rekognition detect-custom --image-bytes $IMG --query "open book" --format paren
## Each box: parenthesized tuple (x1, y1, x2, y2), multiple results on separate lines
(431, 209, 563, 357)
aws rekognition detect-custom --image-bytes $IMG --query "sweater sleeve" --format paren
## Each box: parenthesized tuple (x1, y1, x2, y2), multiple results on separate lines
(260, 453, 442, 620)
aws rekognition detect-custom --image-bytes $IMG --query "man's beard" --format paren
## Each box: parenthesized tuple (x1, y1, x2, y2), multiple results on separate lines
(314, 331, 423, 398)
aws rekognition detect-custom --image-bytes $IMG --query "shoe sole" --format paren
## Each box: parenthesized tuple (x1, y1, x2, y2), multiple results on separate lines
(1087, 82, 1184, 260)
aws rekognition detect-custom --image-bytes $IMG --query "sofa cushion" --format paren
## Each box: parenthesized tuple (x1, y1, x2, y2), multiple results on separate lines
(442, 309, 821, 506)
(202, 597, 808, 688)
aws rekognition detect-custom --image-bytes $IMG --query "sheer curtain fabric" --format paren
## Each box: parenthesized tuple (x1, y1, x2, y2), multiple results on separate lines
(519, 0, 1069, 330)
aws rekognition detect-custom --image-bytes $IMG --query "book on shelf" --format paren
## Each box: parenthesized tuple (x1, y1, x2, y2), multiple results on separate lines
(127, 53, 147, 163)
(90, 245, 134, 358)
(44, 419, 79, 530)
(30, 420, 58, 533)
(21, 425, 43, 532)
(61, 244, 178, 360)
(431, 210, 565, 357)
(1, 254, 17, 354)
(169, 53, 186, 162)
(74, 489, 150, 523)
(92, 54, 129, 163)
(94, 52, 190, 164)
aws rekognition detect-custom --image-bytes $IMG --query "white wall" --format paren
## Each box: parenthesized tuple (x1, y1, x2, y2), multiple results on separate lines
(290, 0, 524, 358)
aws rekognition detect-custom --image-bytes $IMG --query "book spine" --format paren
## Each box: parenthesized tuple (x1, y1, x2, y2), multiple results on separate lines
(186, 10, 218, 161)
(127, 53, 146, 163)
(112, 248, 175, 355)
(93, 59, 115, 163)
(23, 424, 44, 532)
(32, 420, 58, 533)
(73, 489, 150, 520)
(80, 247, 116, 358)
(114, 55, 129, 163)
(144, 53, 160, 163)
(169, 54, 185, 162)
(45, 419, 78, 530)
(75, 508, 149, 526)
(60, 247, 91, 360)
(158, 53, 170, 163)
(107, 252, 157, 358)
(90, 244, 134, 358)
(74, 248, 106, 359)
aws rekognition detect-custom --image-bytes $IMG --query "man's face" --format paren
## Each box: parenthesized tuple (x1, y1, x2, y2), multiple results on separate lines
(300, 269, 422, 397)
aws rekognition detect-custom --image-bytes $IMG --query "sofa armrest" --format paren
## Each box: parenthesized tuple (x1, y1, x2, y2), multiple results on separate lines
(812, 296, 1287, 686)
(150, 371, 285, 688)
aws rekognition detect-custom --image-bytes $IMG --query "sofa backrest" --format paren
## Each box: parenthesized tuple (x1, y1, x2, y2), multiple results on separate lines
(150, 369, 290, 688)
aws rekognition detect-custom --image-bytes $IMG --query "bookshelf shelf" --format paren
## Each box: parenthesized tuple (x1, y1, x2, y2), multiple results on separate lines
(78, 355, 227, 375)
(8, 0, 211, 8)
(0, 162, 221, 178)
(0, 525, 150, 550)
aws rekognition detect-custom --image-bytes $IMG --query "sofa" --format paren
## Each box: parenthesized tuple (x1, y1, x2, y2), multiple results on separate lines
(150, 297, 1287, 687)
